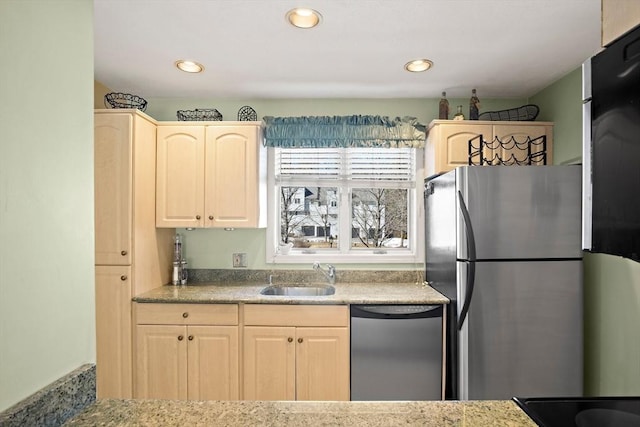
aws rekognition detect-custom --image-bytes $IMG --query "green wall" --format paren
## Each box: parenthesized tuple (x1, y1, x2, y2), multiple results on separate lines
(583, 253, 640, 395)
(145, 96, 526, 270)
(145, 97, 527, 125)
(530, 67, 640, 396)
(0, 1, 95, 411)
(529, 67, 583, 165)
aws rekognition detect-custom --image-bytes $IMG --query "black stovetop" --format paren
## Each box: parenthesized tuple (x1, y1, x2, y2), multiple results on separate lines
(513, 396, 640, 427)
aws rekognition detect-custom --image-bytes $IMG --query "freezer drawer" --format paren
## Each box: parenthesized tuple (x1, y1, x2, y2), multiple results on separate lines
(350, 305, 444, 401)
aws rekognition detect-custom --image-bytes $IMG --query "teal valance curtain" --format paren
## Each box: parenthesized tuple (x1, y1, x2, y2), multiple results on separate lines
(262, 115, 426, 148)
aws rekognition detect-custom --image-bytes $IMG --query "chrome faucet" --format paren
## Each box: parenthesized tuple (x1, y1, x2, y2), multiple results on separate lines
(312, 262, 336, 285)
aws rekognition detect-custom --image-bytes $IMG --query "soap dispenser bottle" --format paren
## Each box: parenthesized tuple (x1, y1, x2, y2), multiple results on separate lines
(173, 234, 182, 262)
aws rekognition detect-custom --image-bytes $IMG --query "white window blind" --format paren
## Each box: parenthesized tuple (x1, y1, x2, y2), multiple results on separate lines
(275, 147, 415, 187)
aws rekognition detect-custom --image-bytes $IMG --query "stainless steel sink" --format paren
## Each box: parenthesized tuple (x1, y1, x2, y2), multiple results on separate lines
(260, 284, 336, 296)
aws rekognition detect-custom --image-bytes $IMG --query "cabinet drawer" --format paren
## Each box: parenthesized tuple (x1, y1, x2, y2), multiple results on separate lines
(243, 304, 348, 327)
(135, 303, 238, 325)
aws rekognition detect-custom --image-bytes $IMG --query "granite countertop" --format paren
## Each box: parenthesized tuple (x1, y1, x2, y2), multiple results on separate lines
(133, 281, 449, 305)
(64, 399, 535, 426)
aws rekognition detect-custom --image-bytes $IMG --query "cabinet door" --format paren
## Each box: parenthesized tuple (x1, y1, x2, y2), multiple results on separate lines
(95, 265, 132, 398)
(156, 126, 205, 227)
(602, 0, 640, 46)
(135, 324, 188, 399)
(94, 114, 132, 265)
(187, 325, 240, 400)
(243, 326, 295, 400)
(428, 122, 493, 174)
(204, 126, 259, 227)
(295, 327, 350, 401)
(492, 124, 552, 166)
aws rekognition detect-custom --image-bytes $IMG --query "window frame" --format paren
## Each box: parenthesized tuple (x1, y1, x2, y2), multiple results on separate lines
(266, 147, 424, 264)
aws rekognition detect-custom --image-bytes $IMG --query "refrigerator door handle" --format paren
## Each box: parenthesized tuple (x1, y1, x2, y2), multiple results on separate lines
(458, 261, 475, 330)
(457, 191, 477, 330)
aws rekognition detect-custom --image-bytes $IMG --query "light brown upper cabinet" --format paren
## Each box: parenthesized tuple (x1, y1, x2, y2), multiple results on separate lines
(95, 113, 134, 266)
(425, 120, 553, 176)
(156, 123, 263, 228)
(602, 0, 640, 46)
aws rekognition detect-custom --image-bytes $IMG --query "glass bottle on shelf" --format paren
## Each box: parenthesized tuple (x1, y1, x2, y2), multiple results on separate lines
(173, 233, 182, 262)
(438, 91, 449, 119)
(469, 88, 480, 120)
(453, 105, 465, 120)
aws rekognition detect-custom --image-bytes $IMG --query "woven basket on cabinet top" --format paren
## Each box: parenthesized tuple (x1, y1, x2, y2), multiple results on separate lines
(104, 92, 148, 111)
(177, 109, 223, 121)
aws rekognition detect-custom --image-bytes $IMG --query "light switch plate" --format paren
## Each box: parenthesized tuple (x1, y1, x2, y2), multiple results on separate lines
(232, 253, 247, 268)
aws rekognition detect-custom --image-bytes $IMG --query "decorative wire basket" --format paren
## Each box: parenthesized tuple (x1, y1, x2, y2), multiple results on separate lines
(104, 92, 148, 111)
(478, 104, 539, 121)
(177, 109, 223, 121)
(237, 105, 257, 121)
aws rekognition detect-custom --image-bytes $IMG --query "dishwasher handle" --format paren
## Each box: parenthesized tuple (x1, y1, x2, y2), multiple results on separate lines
(351, 305, 443, 320)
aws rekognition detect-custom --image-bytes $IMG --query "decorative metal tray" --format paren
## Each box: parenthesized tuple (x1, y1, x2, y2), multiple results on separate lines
(104, 92, 147, 111)
(478, 104, 539, 121)
(177, 109, 223, 121)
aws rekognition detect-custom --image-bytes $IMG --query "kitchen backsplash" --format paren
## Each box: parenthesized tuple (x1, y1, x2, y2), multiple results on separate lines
(187, 269, 424, 284)
(0, 364, 95, 427)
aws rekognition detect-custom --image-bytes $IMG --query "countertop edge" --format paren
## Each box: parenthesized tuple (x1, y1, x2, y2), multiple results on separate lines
(131, 282, 450, 305)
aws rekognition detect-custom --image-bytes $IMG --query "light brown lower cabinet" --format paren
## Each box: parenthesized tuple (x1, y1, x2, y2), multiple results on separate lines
(242, 305, 350, 401)
(134, 303, 239, 400)
(95, 265, 133, 398)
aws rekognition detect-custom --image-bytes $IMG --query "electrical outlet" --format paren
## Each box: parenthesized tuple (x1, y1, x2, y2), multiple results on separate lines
(232, 253, 247, 268)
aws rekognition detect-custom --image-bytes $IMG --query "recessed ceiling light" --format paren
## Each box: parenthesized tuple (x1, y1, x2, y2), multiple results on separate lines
(404, 59, 433, 72)
(286, 8, 322, 29)
(175, 60, 204, 73)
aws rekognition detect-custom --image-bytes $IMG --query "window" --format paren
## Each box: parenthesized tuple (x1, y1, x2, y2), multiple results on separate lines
(267, 147, 423, 263)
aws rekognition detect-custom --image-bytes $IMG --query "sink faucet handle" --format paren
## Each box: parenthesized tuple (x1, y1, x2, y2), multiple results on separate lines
(327, 264, 336, 284)
(327, 264, 335, 276)
(312, 262, 336, 285)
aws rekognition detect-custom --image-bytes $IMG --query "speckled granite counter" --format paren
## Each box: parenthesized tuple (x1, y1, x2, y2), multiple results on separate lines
(64, 399, 535, 426)
(133, 281, 449, 305)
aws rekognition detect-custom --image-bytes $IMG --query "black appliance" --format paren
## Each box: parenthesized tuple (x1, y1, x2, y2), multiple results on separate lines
(583, 23, 640, 262)
(514, 396, 640, 427)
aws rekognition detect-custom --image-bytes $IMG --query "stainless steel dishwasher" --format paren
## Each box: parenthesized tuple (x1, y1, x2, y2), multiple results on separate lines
(350, 304, 443, 400)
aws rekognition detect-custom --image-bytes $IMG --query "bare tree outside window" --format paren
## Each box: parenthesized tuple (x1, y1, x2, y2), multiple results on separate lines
(351, 188, 408, 248)
(308, 188, 338, 244)
(280, 187, 305, 243)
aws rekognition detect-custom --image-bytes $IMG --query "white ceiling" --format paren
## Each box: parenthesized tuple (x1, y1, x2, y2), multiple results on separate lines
(94, 0, 602, 100)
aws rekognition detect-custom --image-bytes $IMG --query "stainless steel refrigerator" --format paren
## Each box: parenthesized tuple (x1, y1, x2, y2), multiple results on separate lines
(424, 165, 583, 400)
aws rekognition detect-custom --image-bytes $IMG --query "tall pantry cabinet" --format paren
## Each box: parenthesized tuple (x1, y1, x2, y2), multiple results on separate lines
(94, 110, 174, 398)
